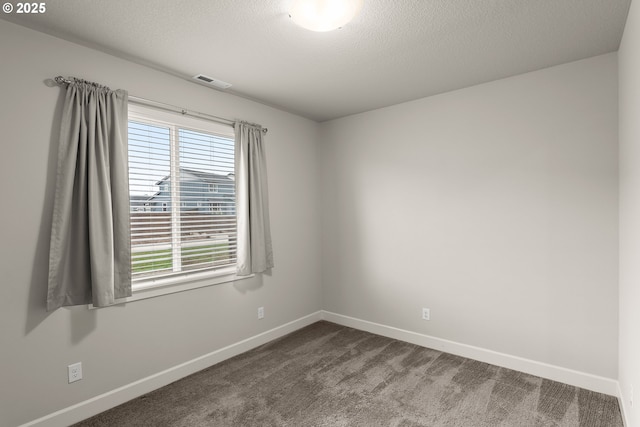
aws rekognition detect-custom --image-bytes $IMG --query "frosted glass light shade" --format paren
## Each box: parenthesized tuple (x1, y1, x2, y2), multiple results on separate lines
(290, 0, 364, 32)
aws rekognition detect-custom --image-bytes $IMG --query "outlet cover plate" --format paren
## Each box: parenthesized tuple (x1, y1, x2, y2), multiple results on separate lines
(68, 362, 82, 383)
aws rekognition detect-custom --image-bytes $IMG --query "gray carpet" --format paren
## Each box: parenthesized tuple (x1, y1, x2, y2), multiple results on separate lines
(74, 321, 623, 426)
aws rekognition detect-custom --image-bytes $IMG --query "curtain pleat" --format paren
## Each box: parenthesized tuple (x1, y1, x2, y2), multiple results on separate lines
(235, 122, 274, 276)
(47, 79, 131, 310)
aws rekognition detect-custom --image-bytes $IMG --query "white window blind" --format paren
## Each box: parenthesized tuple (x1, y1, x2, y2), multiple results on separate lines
(128, 106, 236, 287)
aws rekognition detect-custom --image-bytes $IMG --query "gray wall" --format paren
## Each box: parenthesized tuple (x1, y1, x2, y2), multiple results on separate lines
(319, 54, 619, 379)
(0, 20, 321, 427)
(619, 0, 640, 424)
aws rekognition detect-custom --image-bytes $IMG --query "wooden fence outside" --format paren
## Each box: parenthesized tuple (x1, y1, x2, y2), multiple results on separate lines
(130, 212, 236, 247)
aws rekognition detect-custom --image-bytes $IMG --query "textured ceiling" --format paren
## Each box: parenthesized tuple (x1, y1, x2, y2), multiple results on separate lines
(1, 0, 631, 122)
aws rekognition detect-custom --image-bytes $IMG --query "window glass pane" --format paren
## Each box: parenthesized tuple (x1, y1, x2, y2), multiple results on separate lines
(128, 121, 172, 277)
(179, 129, 234, 175)
(178, 129, 236, 273)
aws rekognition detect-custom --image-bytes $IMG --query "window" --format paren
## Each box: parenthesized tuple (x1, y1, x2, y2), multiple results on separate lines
(128, 105, 237, 292)
(208, 202, 222, 213)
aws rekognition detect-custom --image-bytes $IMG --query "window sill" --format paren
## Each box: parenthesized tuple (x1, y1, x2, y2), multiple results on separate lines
(90, 268, 253, 308)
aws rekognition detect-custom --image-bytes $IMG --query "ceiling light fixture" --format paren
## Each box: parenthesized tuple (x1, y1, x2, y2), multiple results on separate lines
(289, 0, 364, 32)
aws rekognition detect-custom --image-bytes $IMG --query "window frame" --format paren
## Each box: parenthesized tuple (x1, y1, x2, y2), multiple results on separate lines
(120, 104, 250, 303)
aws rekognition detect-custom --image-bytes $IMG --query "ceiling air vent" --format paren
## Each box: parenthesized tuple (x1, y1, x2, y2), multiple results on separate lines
(192, 74, 232, 90)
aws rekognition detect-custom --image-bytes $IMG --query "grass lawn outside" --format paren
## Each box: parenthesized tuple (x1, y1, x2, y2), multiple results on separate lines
(132, 242, 231, 274)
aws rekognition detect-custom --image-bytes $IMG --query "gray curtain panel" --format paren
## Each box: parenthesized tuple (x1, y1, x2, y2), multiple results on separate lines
(235, 122, 274, 276)
(47, 79, 131, 310)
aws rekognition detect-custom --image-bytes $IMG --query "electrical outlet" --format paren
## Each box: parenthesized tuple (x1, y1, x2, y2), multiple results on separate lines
(68, 362, 82, 383)
(258, 306, 264, 320)
(422, 308, 430, 321)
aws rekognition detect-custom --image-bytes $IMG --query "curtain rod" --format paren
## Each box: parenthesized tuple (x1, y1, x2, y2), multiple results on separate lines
(53, 76, 268, 134)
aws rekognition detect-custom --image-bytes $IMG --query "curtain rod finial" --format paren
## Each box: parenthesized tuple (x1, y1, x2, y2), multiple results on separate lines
(54, 76, 70, 85)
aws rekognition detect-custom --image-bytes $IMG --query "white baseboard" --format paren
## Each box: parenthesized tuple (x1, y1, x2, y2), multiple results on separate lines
(321, 311, 619, 397)
(618, 382, 630, 427)
(20, 310, 622, 427)
(19, 311, 323, 427)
